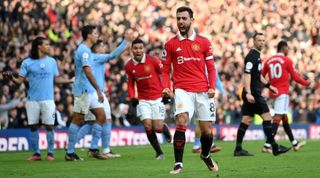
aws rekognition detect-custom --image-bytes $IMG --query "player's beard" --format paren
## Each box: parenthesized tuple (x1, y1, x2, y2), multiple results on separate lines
(179, 24, 191, 37)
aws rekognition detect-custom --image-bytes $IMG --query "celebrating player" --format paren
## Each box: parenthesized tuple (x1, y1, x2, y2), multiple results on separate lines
(162, 6, 219, 174)
(125, 38, 172, 160)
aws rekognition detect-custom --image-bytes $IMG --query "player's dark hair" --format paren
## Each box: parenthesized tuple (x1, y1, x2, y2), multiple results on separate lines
(81, 25, 97, 40)
(277, 40, 288, 52)
(253, 32, 264, 40)
(92, 40, 104, 51)
(30, 36, 46, 59)
(132, 38, 145, 46)
(176, 6, 193, 18)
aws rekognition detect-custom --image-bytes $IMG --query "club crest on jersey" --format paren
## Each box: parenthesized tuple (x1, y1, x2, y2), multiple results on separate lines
(192, 43, 200, 52)
(40, 63, 45, 69)
(144, 65, 151, 72)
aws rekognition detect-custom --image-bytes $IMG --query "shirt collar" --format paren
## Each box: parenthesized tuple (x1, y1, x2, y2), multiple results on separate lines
(132, 53, 146, 65)
(177, 30, 196, 41)
(252, 48, 261, 54)
(275, 53, 284, 56)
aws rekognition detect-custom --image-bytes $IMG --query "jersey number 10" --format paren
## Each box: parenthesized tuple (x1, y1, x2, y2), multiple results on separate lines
(269, 63, 282, 79)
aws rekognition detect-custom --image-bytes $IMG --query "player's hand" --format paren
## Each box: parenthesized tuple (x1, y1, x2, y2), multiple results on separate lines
(162, 88, 174, 98)
(208, 89, 215, 98)
(161, 96, 171, 104)
(246, 93, 255, 103)
(2, 71, 13, 80)
(130, 98, 139, 107)
(97, 91, 104, 103)
(124, 29, 135, 42)
(269, 85, 278, 95)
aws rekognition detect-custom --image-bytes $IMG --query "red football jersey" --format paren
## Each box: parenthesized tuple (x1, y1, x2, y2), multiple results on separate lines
(262, 53, 309, 98)
(162, 31, 216, 92)
(125, 54, 163, 100)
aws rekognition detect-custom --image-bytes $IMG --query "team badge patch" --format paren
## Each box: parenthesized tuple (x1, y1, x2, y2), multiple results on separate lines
(161, 49, 167, 60)
(245, 62, 253, 70)
(192, 43, 200, 51)
(40, 63, 45, 68)
(144, 65, 151, 72)
(83, 53, 89, 59)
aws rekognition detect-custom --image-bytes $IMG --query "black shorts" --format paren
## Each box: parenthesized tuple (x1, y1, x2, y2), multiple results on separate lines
(241, 93, 269, 117)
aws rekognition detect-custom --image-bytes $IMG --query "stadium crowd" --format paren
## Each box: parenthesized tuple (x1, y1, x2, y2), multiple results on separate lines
(0, 0, 319, 129)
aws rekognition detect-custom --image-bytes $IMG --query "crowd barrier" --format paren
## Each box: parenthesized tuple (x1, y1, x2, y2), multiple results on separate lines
(1, 124, 319, 152)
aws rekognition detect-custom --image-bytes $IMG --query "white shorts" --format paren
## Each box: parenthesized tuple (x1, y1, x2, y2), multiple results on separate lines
(73, 92, 104, 115)
(273, 94, 289, 114)
(25, 100, 56, 125)
(85, 94, 111, 121)
(137, 98, 165, 120)
(174, 88, 216, 122)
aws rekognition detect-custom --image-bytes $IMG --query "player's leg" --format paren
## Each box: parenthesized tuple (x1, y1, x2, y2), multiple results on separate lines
(197, 95, 218, 172)
(65, 94, 88, 161)
(144, 119, 163, 159)
(192, 123, 202, 153)
(262, 114, 281, 153)
(89, 107, 106, 159)
(25, 101, 41, 161)
(152, 99, 171, 143)
(76, 111, 95, 143)
(282, 114, 306, 151)
(169, 89, 193, 174)
(234, 115, 253, 156)
(261, 111, 290, 156)
(41, 100, 56, 161)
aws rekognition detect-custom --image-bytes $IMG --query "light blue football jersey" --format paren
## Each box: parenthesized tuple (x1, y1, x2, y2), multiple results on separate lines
(92, 40, 127, 91)
(19, 56, 59, 101)
(72, 43, 96, 96)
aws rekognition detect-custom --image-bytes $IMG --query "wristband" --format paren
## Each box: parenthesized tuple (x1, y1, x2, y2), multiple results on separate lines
(265, 83, 270, 88)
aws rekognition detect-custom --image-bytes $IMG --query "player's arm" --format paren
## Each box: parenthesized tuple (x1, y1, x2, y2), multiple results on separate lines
(94, 40, 128, 63)
(287, 59, 310, 86)
(243, 57, 255, 103)
(54, 60, 74, 84)
(260, 74, 278, 94)
(55, 76, 74, 84)
(206, 59, 216, 98)
(125, 64, 138, 106)
(161, 43, 173, 97)
(215, 67, 225, 94)
(83, 66, 104, 102)
(3, 60, 27, 84)
(2, 71, 25, 84)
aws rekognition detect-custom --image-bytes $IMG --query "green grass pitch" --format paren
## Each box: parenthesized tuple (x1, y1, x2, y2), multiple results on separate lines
(0, 140, 319, 178)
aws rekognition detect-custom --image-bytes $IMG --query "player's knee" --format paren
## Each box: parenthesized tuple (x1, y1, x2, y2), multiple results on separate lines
(242, 117, 252, 125)
(154, 126, 163, 133)
(282, 116, 289, 124)
(273, 117, 281, 124)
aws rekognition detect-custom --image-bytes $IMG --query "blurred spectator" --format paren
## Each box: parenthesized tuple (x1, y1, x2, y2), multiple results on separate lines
(0, 0, 319, 127)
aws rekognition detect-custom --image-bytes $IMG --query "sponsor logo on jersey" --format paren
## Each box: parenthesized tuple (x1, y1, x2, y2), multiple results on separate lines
(176, 47, 182, 51)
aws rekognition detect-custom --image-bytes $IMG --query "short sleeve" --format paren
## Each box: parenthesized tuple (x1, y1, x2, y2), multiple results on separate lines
(244, 55, 254, 74)
(19, 61, 28, 77)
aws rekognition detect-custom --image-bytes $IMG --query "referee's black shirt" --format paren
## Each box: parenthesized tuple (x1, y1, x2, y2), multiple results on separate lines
(243, 48, 263, 96)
